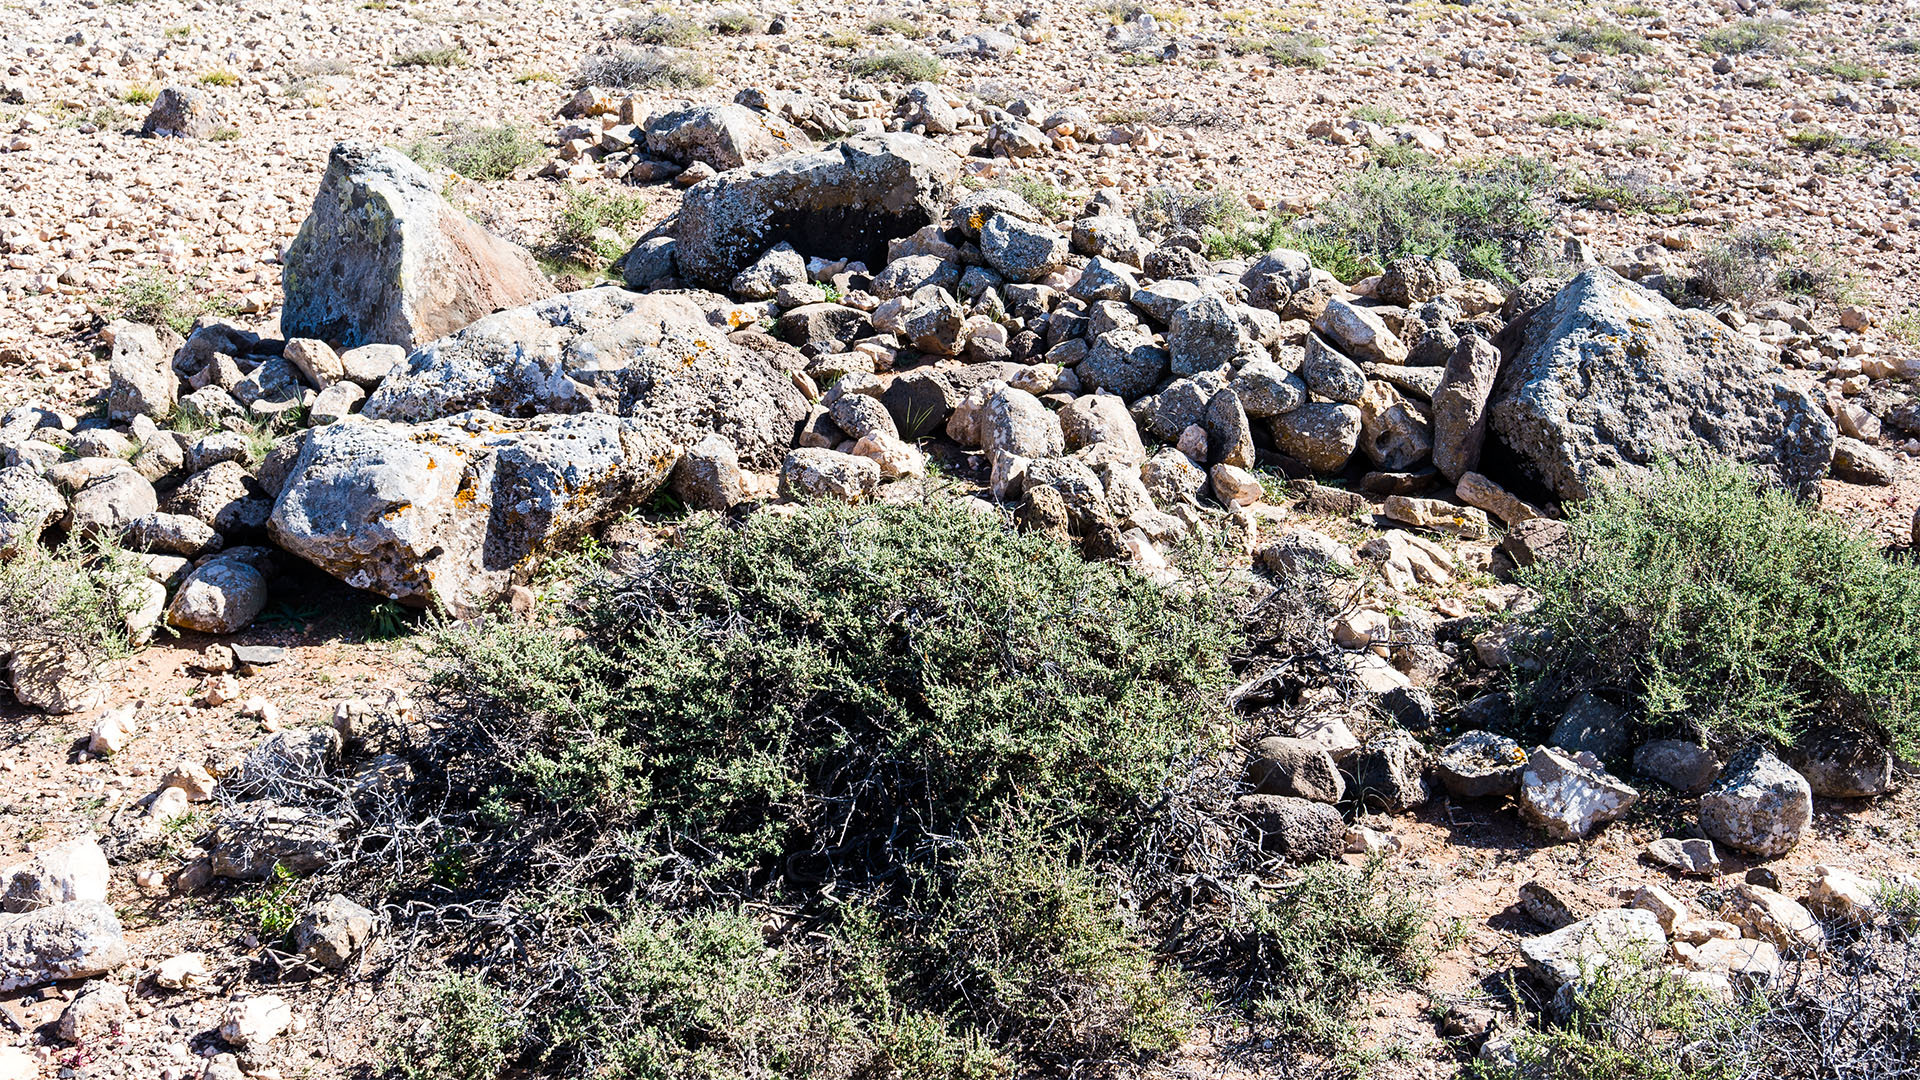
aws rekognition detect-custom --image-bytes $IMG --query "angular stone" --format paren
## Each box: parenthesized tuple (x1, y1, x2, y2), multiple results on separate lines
(106, 321, 182, 422)
(1246, 736, 1344, 804)
(1352, 730, 1429, 812)
(1518, 908, 1665, 989)
(1721, 883, 1825, 956)
(1699, 746, 1812, 857)
(646, 102, 812, 171)
(1633, 739, 1721, 795)
(1550, 691, 1632, 763)
(1645, 836, 1721, 877)
(166, 556, 269, 635)
(1357, 379, 1433, 472)
(1080, 329, 1168, 401)
(1790, 724, 1894, 799)
(1301, 332, 1366, 404)
(1058, 393, 1145, 462)
(1381, 494, 1490, 538)
(282, 141, 554, 350)
(293, 894, 375, 971)
(779, 448, 880, 501)
(1269, 403, 1361, 474)
(1233, 794, 1345, 861)
(1314, 298, 1407, 364)
(0, 902, 128, 990)
(1436, 730, 1528, 799)
(1518, 746, 1639, 840)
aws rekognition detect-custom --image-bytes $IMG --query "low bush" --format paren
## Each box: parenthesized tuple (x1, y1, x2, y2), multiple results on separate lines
(574, 47, 711, 90)
(1541, 111, 1609, 130)
(109, 267, 233, 335)
(197, 68, 238, 86)
(1514, 458, 1920, 757)
(1701, 19, 1795, 56)
(0, 535, 148, 676)
(1228, 33, 1330, 68)
(865, 15, 922, 38)
(706, 9, 765, 35)
(121, 83, 157, 104)
(1571, 168, 1688, 214)
(614, 13, 705, 47)
(393, 46, 468, 68)
(845, 49, 944, 82)
(544, 186, 650, 275)
(402, 122, 542, 181)
(1682, 228, 1794, 306)
(1556, 21, 1656, 56)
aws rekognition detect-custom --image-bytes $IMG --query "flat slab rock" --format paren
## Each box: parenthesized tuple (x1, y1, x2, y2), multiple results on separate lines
(1519, 907, 1666, 989)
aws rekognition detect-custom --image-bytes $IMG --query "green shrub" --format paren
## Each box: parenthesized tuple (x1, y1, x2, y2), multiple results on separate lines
(615, 13, 706, 46)
(1682, 228, 1794, 305)
(1476, 962, 1759, 1080)
(1572, 169, 1689, 214)
(1285, 159, 1557, 284)
(845, 49, 944, 82)
(575, 47, 711, 89)
(121, 83, 157, 104)
(393, 46, 468, 68)
(1541, 111, 1609, 130)
(547, 187, 651, 273)
(0, 534, 147, 675)
(109, 268, 202, 334)
(197, 67, 238, 85)
(1515, 458, 1920, 757)
(392, 974, 522, 1080)
(1228, 33, 1329, 68)
(403, 122, 542, 181)
(706, 9, 765, 35)
(1556, 22, 1655, 55)
(1816, 58, 1888, 81)
(1701, 19, 1795, 55)
(997, 174, 1072, 220)
(1369, 141, 1435, 169)
(865, 15, 922, 38)
(1349, 103, 1405, 125)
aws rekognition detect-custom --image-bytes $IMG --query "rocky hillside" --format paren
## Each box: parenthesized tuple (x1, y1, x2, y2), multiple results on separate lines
(2, 1, 1920, 1078)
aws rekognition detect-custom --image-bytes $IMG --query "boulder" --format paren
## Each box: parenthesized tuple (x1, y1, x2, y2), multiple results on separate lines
(106, 321, 182, 422)
(1245, 736, 1344, 804)
(166, 556, 269, 634)
(1519, 908, 1665, 989)
(729, 242, 810, 301)
(1431, 334, 1501, 482)
(281, 141, 554, 350)
(779, 447, 880, 501)
(1549, 691, 1632, 763)
(1269, 403, 1361, 474)
(981, 385, 1063, 461)
(1233, 794, 1345, 861)
(362, 287, 808, 470)
(1351, 730, 1429, 812)
(0, 838, 109, 913)
(667, 132, 962, 291)
(0, 466, 65, 556)
(1699, 745, 1811, 857)
(1517, 747, 1639, 840)
(210, 805, 348, 880)
(1314, 298, 1407, 364)
(645, 103, 813, 171)
(1301, 333, 1366, 404)
(1167, 295, 1247, 377)
(1790, 724, 1894, 798)
(1487, 269, 1835, 500)
(1058, 394, 1145, 461)
(69, 469, 157, 540)
(293, 894, 375, 971)
(1633, 739, 1721, 795)
(164, 462, 272, 537)
(1722, 884, 1825, 956)
(140, 86, 217, 138)
(0, 901, 127, 989)
(270, 412, 676, 617)
(671, 434, 746, 511)
(1080, 329, 1168, 401)
(1435, 730, 1528, 799)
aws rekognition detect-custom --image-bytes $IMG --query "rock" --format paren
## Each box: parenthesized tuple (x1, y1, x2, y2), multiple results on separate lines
(282, 141, 555, 350)
(1722, 883, 1825, 956)
(1436, 730, 1528, 799)
(1245, 736, 1344, 804)
(1211, 464, 1263, 508)
(1804, 866, 1883, 925)
(273, 412, 675, 616)
(1790, 724, 1893, 799)
(903, 285, 965, 356)
(982, 385, 1063, 461)
(1351, 730, 1429, 812)
(57, 980, 128, 1044)
(0, 838, 108, 914)
(88, 705, 136, 755)
(1633, 740, 1721, 795)
(668, 132, 961, 291)
(1202, 389, 1255, 469)
(1645, 836, 1721, 876)
(1231, 357, 1304, 419)
(1519, 908, 1666, 989)
(646, 102, 811, 171)
(1240, 248, 1314, 313)
(981, 213, 1067, 283)
(1357, 529, 1453, 590)
(1381, 495, 1489, 539)
(1058, 394, 1145, 461)
(1517, 878, 1608, 930)
(283, 338, 344, 389)
(125, 512, 222, 558)
(340, 343, 406, 388)
(210, 805, 347, 880)
(1168, 295, 1247, 377)
(1070, 216, 1146, 267)
(0, 901, 128, 990)
(1233, 794, 1345, 861)
(1454, 471, 1544, 527)
(1258, 527, 1354, 579)
(1550, 691, 1632, 763)
(140, 86, 217, 138)
(1487, 269, 1835, 500)
(66, 468, 155, 541)
(106, 321, 181, 422)
(1517, 747, 1639, 840)
(1140, 446, 1207, 509)
(871, 253, 959, 301)
(0, 465, 66, 556)
(1688, 937, 1781, 984)
(780, 447, 880, 501)
(219, 994, 291, 1049)
(1357, 380, 1433, 471)
(672, 434, 746, 511)
(1301, 333, 1366, 404)
(1631, 884, 1689, 933)
(1829, 437, 1896, 486)
(1314, 298, 1407, 364)
(1130, 278, 1205, 325)
(5, 644, 105, 716)
(1376, 256, 1462, 307)
(310, 380, 367, 426)
(1431, 334, 1502, 482)
(1269, 403, 1362, 473)
(781, 303, 874, 354)
(1699, 746, 1812, 857)
(1498, 517, 1570, 571)
(153, 952, 211, 990)
(1081, 329, 1168, 401)
(730, 241, 809, 301)
(293, 894, 375, 970)
(165, 462, 271, 537)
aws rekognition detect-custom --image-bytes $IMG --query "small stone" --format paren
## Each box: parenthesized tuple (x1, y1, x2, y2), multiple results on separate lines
(1699, 746, 1811, 857)
(1519, 909, 1666, 989)
(293, 894, 375, 970)
(1233, 794, 1346, 861)
(1721, 883, 1825, 956)
(1803, 865, 1884, 926)
(1632, 739, 1720, 794)
(1435, 730, 1528, 799)
(57, 980, 129, 1044)
(1517, 746, 1638, 840)
(88, 704, 138, 756)
(1245, 736, 1344, 804)
(1645, 836, 1721, 877)
(219, 994, 291, 1049)
(1381, 495, 1490, 539)
(1549, 691, 1632, 763)
(153, 952, 212, 990)
(1351, 730, 1429, 812)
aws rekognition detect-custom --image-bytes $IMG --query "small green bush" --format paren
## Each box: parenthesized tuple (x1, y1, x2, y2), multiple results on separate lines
(1515, 458, 1920, 757)
(997, 174, 1072, 220)
(1682, 228, 1794, 306)
(197, 68, 238, 86)
(1572, 169, 1689, 214)
(706, 9, 765, 35)
(403, 122, 543, 181)
(865, 15, 922, 38)
(845, 49, 944, 82)
(393, 46, 468, 68)
(110, 268, 201, 334)
(1369, 141, 1436, 169)
(1228, 33, 1330, 68)
(575, 47, 712, 90)
(615, 13, 706, 46)
(121, 83, 157, 104)
(1556, 21, 1656, 56)
(1476, 962, 1758, 1080)
(1349, 103, 1405, 125)
(0, 534, 147, 675)
(392, 974, 521, 1080)
(1286, 159, 1557, 284)
(1816, 58, 1888, 81)
(1542, 111, 1610, 130)
(1701, 19, 1795, 56)
(546, 187, 651, 275)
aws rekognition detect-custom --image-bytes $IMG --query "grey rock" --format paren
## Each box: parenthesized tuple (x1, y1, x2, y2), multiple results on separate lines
(1168, 294, 1247, 378)
(1141, 446, 1207, 508)
(1633, 739, 1721, 795)
(58, 979, 128, 1044)
(669, 132, 962, 291)
(1376, 256, 1463, 307)
(1130, 278, 1206, 325)
(871, 253, 959, 301)
(66, 428, 132, 461)
(1550, 691, 1633, 763)
(271, 412, 677, 617)
(1431, 334, 1502, 482)
(1231, 357, 1304, 419)
(0, 901, 128, 991)
(0, 466, 65, 556)
(210, 804, 348, 880)
(1136, 377, 1212, 442)
(293, 894, 375, 971)
(1269, 403, 1362, 474)
(1246, 736, 1344, 804)
(1375, 685, 1437, 730)
(1067, 257, 1138, 304)
(1790, 724, 1893, 799)
(125, 512, 222, 557)
(672, 434, 747, 511)
(106, 321, 182, 422)
(69, 469, 156, 540)
(903, 285, 965, 356)
(310, 380, 367, 426)
(1700, 745, 1811, 856)
(1357, 380, 1433, 472)
(943, 187, 1047, 239)
(140, 86, 217, 138)
(1081, 329, 1167, 400)
(1518, 746, 1639, 840)
(646, 102, 812, 171)
(1234, 794, 1345, 861)
(364, 287, 808, 471)
(1240, 248, 1313, 312)
(282, 141, 554, 351)
(1314, 298, 1407, 364)
(339, 343, 407, 388)
(1488, 269, 1835, 500)
(621, 236, 679, 290)
(1436, 730, 1528, 799)
(1070, 215, 1146, 267)
(1058, 394, 1145, 461)
(1202, 388, 1255, 469)
(1352, 730, 1429, 811)
(1644, 836, 1721, 876)
(165, 462, 272, 537)
(780, 303, 873, 354)
(902, 82, 960, 135)
(982, 385, 1064, 461)
(779, 447, 880, 501)
(980, 213, 1067, 283)
(1301, 333, 1366, 404)
(1257, 527, 1353, 579)
(729, 241, 809, 300)
(1830, 436, 1897, 486)
(1519, 909, 1665, 989)
(184, 431, 250, 474)
(166, 555, 268, 634)
(283, 338, 343, 389)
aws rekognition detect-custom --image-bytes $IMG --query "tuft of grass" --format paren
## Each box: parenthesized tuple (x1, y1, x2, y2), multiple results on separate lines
(121, 83, 157, 104)
(845, 49, 944, 82)
(0, 534, 148, 677)
(544, 187, 652, 276)
(110, 268, 200, 334)
(208, 126, 239, 142)
(393, 46, 469, 69)
(1514, 457, 1920, 758)
(865, 15, 922, 38)
(402, 122, 543, 181)
(1541, 110, 1610, 130)
(1228, 33, 1329, 68)
(706, 9, 765, 35)
(1369, 141, 1435, 169)
(1571, 168, 1689, 214)
(575, 47, 712, 90)
(1701, 19, 1795, 56)
(197, 68, 238, 86)
(1815, 58, 1888, 81)
(1681, 227, 1794, 306)
(616, 13, 706, 47)
(512, 69, 554, 84)
(1349, 103, 1405, 126)
(1555, 21, 1655, 55)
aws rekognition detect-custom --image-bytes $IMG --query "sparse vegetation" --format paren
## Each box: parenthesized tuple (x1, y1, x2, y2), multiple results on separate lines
(845, 48, 945, 82)
(544, 186, 651, 276)
(1228, 32, 1330, 68)
(402, 122, 543, 181)
(0, 534, 148, 679)
(706, 9, 765, 35)
(121, 83, 157, 104)
(1350, 103, 1405, 126)
(615, 13, 706, 46)
(865, 15, 922, 38)
(1572, 168, 1689, 214)
(109, 268, 202, 334)
(197, 68, 238, 86)
(574, 46, 712, 89)
(1541, 111, 1609, 130)
(1555, 21, 1655, 56)
(393, 45, 470, 68)
(1701, 19, 1795, 56)
(1515, 457, 1920, 758)
(1681, 227, 1795, 306)
(1815, 58, 1888, 81)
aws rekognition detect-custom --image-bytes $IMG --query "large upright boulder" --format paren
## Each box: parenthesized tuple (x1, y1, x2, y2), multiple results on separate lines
(662, 133, 963, 291)
(281, 141, 555, 351)
(1488, 269, 1835, 500)
(361, 286, 809, 471)
(268, 411, 677, 616)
